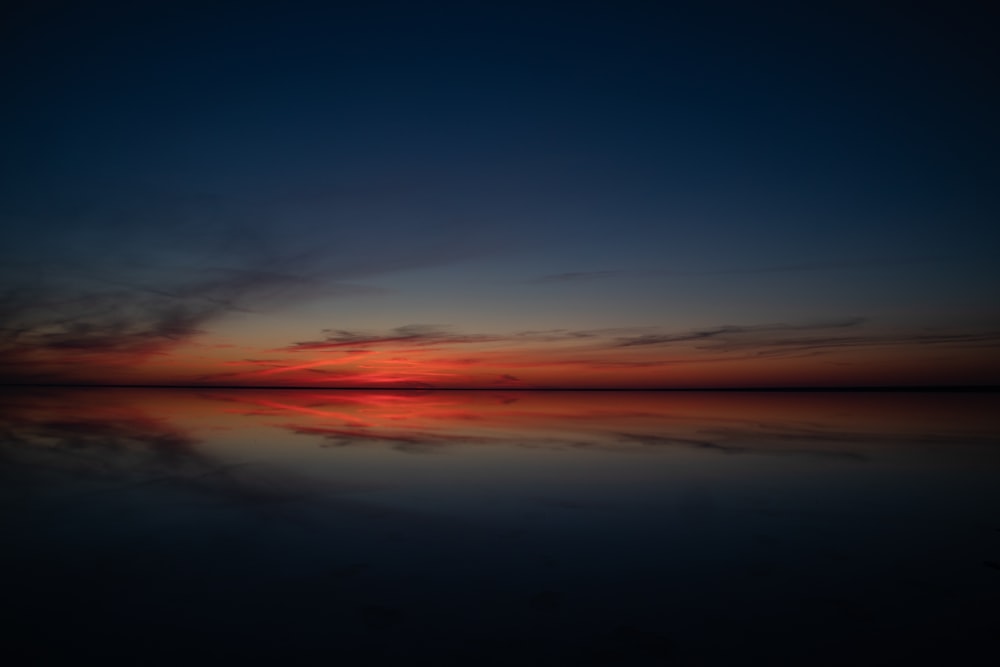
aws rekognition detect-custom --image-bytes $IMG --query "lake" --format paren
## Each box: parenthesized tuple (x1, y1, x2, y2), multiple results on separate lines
(2, 388, 998, 666)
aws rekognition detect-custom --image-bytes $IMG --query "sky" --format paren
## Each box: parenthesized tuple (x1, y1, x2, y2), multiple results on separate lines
(1, 0, 998, 388)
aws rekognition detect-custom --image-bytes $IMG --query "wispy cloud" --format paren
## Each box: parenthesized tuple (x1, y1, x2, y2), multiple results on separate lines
(285, 326, 629, 353)
(530, 256, 948, 284)
(213, 317, 1000, 387)
(0, 268, 328, 382)
(708, 330, 1000, 356)
(611, 318, 869, 348)
(285, 325, 507, 352)
(284, 319, 883, 359)
(0, 191, 508, 383)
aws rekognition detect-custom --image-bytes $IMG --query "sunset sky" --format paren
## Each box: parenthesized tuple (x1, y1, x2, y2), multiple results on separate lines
(2, 1, 998, 388)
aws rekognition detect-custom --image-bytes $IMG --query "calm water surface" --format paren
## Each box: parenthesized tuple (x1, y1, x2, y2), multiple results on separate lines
(2, 389, 999, 666)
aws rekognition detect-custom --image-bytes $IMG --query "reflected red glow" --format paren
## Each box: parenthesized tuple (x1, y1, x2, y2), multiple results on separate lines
(201, 389, 1000, 450)
(4, 388, 999, 468)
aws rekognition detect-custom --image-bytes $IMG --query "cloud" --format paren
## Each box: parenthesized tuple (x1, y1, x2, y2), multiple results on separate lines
(713, 330, 1000, 356)
(286, 326, 624, 353)
(226, 316, 1000, 384)
(286, 324, 508, 351)
(264, 318, 1000, 387)
(529, 256, 949, 284)
(0, 189, 510, 383)
(599, 318, 1000, 361)
(0, 268, 328, 382)
(611, 318, 869, 348)
(493, 373, 526, 386)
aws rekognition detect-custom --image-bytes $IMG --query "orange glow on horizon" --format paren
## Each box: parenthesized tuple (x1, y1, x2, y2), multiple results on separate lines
(8, 326, 1000, 389)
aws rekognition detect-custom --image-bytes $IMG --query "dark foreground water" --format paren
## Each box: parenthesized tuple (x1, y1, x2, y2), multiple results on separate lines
(2, 388, 999, 666)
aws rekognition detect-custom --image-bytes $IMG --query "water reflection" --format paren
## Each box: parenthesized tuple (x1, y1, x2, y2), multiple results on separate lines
(2, 388, 999, 666)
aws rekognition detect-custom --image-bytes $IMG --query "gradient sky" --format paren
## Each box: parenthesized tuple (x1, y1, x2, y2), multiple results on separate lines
(2, 0, 998, 388)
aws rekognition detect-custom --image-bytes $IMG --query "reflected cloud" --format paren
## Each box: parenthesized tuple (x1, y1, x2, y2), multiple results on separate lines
(198, 389, 1000, 461)
(4, 390, 998, 502)
(613, 431, 868, 461)
(286, 424, 498, 454)
(2, 386, 999, 667)
(0, 389, 390, 517)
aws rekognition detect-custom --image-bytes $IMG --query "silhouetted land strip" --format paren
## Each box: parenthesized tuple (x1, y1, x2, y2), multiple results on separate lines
(1, 383, 998, 392)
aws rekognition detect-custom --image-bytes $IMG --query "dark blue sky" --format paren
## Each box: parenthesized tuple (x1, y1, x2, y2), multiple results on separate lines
(2, 0, 998, 386)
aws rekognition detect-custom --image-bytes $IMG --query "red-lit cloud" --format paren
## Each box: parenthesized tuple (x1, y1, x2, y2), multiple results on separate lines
(178, 319, 1000, 389)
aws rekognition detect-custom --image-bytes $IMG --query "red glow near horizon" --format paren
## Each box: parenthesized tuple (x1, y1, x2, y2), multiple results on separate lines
(144, 335, 999, 388)
(8, 324, 1000, 389)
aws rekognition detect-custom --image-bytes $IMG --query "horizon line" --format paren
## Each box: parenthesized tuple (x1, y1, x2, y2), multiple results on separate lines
(1, 383, 997, 392)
